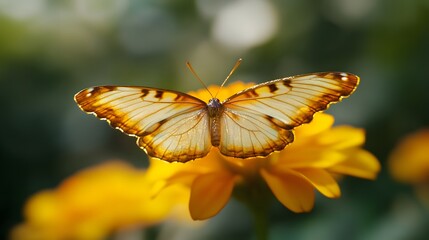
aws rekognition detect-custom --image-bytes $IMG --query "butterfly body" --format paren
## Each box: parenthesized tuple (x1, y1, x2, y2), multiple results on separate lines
(75, 72, 359, 162)
(207, 98, 224, 146)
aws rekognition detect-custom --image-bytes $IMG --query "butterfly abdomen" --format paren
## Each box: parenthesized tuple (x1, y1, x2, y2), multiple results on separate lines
(207, 98, 224, 147)
(210, 118, 221, 146)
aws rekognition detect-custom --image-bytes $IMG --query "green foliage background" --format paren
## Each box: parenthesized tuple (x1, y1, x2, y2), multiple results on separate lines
(1, 0, 429, 239)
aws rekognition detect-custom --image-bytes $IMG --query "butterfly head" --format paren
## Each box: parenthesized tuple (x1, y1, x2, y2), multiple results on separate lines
(207, 98, 223, 117)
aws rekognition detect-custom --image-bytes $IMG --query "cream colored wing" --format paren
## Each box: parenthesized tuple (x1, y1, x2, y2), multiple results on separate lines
(74, 86, 211, 162)
(219, 109, 295, 158)
(220, 72, 359, 158)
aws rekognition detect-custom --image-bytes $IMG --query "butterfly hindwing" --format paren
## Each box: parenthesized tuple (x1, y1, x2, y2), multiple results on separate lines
(74, 86, 211, 162)
(220, 72, 359, 158)
(219, 109, 294, 158)
(138, 109, 211, 162)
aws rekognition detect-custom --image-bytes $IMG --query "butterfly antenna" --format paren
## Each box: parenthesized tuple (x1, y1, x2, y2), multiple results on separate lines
(214, 58, 242, 98)
(186, 61, 214, 98)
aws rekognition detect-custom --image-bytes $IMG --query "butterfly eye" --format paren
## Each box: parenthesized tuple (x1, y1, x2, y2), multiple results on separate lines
(208, 98, 222, 107)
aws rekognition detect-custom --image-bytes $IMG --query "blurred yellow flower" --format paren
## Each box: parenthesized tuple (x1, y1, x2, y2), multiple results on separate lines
(389, 129, 429, 184)
(11, 161, 190, 240)
(151, 82, 381, 220)
(389, 129, 429, 208)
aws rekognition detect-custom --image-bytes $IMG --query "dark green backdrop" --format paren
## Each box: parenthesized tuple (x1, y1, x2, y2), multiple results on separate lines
(1, 0, 429, 239)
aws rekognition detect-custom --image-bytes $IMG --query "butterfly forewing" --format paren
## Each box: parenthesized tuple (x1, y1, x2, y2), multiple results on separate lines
(74, 86, 211, 162)
(220, 72, 359, 158)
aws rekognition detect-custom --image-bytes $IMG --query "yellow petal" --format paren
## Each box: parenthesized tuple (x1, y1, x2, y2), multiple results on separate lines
(294, 113, 334, 138)
(277, 148, 346, 168)
(316, 126, 365, 149)
(260, 169, 314, 212)
(188, 82, 254, 102)
(189, 171, 235, 220)
(164, 171, 201, 187)
(328, 149, 381, 179)
(146, 158, 190, 180)
(24, 190, 61, 225)
(298, 169, 341, 198)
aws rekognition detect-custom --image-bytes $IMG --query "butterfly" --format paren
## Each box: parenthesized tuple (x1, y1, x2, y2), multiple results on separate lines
(74, 62, 359, 163)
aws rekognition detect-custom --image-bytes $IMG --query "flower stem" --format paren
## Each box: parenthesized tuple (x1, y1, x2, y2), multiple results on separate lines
(235, 178, 271, 240)
(251, 198, 269, 240)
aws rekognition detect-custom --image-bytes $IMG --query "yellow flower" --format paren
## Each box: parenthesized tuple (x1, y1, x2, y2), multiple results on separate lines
(11, 161, 190, 240)
(389, 129, 429, 184)
(388, 129, 429, 208)
(151, 82, 381, 220)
